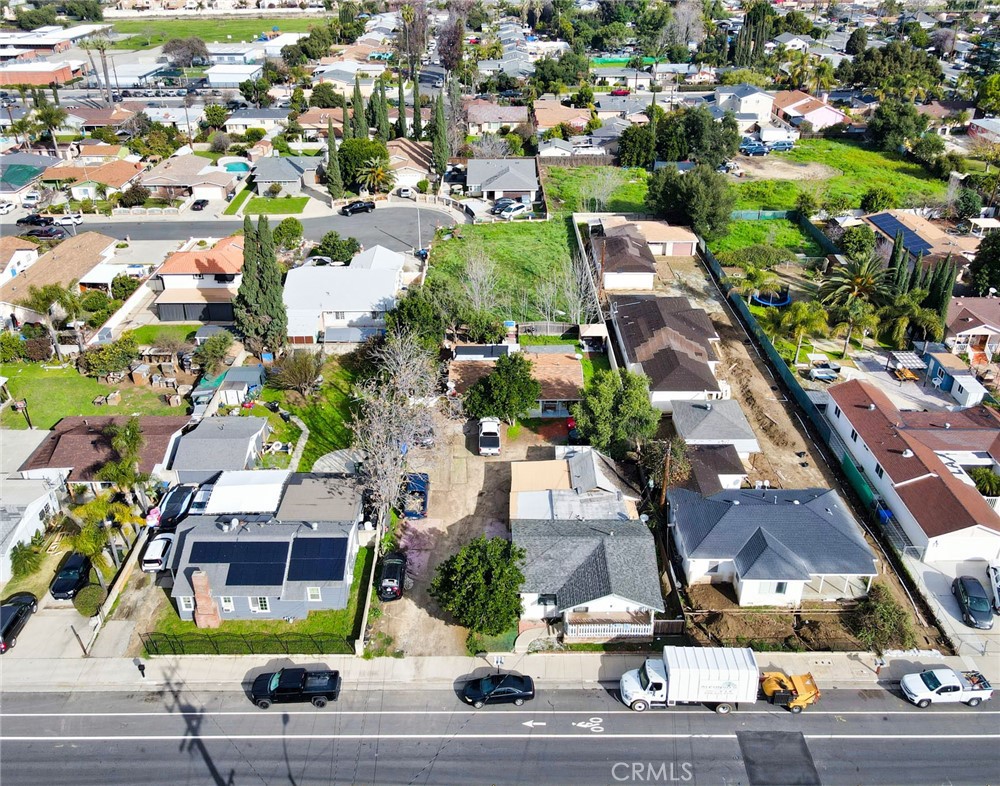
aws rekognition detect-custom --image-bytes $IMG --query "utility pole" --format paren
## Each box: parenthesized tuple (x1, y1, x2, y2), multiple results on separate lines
(659, 446, 671, 507)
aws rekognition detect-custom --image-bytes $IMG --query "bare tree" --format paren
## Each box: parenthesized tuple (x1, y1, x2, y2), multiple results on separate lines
(271, 350, 325, 397)
(668, 0, 705, 46)
(367, 328, 438, 400)
(561, 259, 599, 325)
(471, 133, 511, 159)
(463, 244, 498, 314)
(586, 167, 625, 212)
(930, 28, 956, 57)
(534, 275, 560, 324)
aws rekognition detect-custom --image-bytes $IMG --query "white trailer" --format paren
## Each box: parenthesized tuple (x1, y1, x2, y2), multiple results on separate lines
(620, 647, 760, 714)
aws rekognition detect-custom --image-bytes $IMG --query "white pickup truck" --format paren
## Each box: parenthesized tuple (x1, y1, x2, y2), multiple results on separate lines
(900, 668, 993, 708)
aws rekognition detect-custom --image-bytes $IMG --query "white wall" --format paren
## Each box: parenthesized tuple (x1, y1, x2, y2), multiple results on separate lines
(0, 486, 59, 583)
(736, 576, 807, 606)
(683, 555, 737, 584)
(603, 271, 654, 291)
(2, 249, 39, 282)
(158, 272, 242, 290)
(521, 592, 654, 619)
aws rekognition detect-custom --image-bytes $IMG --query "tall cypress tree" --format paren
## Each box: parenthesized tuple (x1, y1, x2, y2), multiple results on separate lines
(342, 103, 352, 140)
(255, 216, 287, 353)
(366, 91, 379, 133)
(377, 80, 391, 141)
(233, 216, 263, 353)
(411, 74, 423, 139)
(326, 119, 343, 200)
(352, 77, 366, 138)
(925, 259, 946, 309)
(396, 73, 407, 139)
(938, 257, 957, 325)
(432, 91, 448, 175)
(889, 231, 907, 294)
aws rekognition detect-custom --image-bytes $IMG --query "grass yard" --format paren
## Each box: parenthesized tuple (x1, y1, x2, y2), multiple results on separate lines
(581, 350, 611, 383)
(111, 17, 329, 49)
(129, 324, 201, 346)
(244, 196, 309, 215)
(0, 363, 175, 430)
(194, 150, 223, 164)
(734, 139, 949, 211)
(223, 187, 252, 216)
(543, 165, 649, 214)
(710, 218, 824, 257)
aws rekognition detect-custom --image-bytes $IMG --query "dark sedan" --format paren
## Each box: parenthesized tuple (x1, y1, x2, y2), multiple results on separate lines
(49, 552, 91, 600)
(490, 198, 516, 215)
(462, 673, 535, 708)
(15, 214, 53, 227)
(0, 593, 37, 654)
(191, 199, 209, 211)
(953, 575, 994, 630)
(341, 200, 375, 216)
(22, 227, 66, 239)
(377, 552, 407, 602)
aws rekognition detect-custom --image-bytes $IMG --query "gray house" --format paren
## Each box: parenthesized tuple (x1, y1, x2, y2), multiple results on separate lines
(671, 400, 760, 459)
(252, 156, 321, 196)
(514, 518, 664, 641)
(170, 473, 362, 622)
(167, 416, 270, 484)
(465, 158, 539, 201)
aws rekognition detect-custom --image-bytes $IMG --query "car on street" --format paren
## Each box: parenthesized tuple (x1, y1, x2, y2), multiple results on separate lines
(952, 575, 994, 629)
(900, 668, 993, 708)
(16, 214, 53, 227)
(490, 197, 515, 214)
(478, 417, 501, 456)
(500, 203, 528, 220)
(341, 200, 375, 216)
(462, 673, 535, 708)
(22, 227, 66, 240)
(151, 484, 198, 530)
(377, 551, 408, 601)
(610, 87, 631, 96)
(499, 89, 522, 99)
(49, 552, 91, 600)
(142, 532, 176, 573)
(191, 199, 209, 211)
(402, 472, 429, 519)
(0, 201, 14, 214)
(0, 593, 37, 654)
(53, 213, 83, 226)
(251, 667, 342, 709)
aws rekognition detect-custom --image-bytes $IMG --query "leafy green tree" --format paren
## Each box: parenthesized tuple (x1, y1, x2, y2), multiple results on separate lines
(118, 184, 150, 208)
(845, 27, 868, 55)
(273, 217, 304, 249)
(311, 230, 361, 261)
(571, 369, 659, 456)
(357, 155, 395, 193)
(795, 189, 818, 217)
(783, 300, 829, 365)
(859, 187, 896, 214)
(645, 164, 735, 239)
(910, 133, 945, 167)
(888, 231, 910, 295)
(239, 78, 273, 108)
(253, 217, 287, 353)
(877, 289, 943, 348)
(840, 225, 877, 259)
(462, 352, 541, 425)
(866, 99, 929, 151)
(954, 188, 983, 221)
(385, 283, 453, 351)
(194, 330, 234, 374)
(338, 137, 389, 190)
(204, 103, 229, 129)
(969, 231, 1000, 295)
(432, 91, 448, 176)
(429, 536, 525, 636)
(309, 82, 344, 108)
(79, 334, 139, 376)
(324, 121, 344, 201)
(978, 74, 1000, 116)
(376, 79, 391, 141)
(233, 216, 262, 347)
(618, 123, 654, 169)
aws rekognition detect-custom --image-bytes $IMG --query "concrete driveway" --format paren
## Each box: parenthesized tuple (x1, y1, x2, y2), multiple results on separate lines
(3, 599, 91, 660)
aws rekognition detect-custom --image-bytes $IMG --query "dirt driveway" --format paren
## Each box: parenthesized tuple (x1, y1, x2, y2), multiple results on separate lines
(737, 155, 839, 181)
(374, 411, 553, 656)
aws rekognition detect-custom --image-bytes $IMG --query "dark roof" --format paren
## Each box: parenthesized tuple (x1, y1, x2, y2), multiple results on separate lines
(513, 518, 664, 612)
(595, 226, 656, 275)
(275, 473, 362, 523)
(687, 444, 745, 495)
(668, 487, 878, 581)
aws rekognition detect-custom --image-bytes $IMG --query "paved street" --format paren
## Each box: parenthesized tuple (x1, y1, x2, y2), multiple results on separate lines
(1, 687, 997, 785)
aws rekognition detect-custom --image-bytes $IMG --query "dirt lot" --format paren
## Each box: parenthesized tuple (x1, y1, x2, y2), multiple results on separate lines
(373, 410, 556, 657)
(737, 156, 839, 181)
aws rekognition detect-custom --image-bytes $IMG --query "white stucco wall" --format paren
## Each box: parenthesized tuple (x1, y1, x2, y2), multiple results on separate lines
(735, 576, 807, 606)
(603, 271, 654, 291)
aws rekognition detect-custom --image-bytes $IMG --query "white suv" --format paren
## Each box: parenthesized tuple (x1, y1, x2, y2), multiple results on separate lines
(478, 417, 502, 456)
(142, 533, 176, 573)
(500, 203, 528, 220)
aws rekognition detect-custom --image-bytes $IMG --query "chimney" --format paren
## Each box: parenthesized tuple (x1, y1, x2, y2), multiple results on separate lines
(191, 570, 222, 629)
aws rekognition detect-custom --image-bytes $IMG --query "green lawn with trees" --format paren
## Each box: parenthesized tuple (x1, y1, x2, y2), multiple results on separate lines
(110, 18, 327, 49)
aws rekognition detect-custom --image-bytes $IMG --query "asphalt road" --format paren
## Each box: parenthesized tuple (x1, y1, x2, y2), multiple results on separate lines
(30, 207, 455, 252)
(1, 687, 997, 785)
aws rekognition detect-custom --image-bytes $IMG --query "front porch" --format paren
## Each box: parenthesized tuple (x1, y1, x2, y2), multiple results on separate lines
(563, 610, 654, 641)
(802, 574, 874, 602)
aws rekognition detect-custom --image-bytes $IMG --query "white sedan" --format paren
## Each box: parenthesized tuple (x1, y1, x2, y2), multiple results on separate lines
(0, 202, 14, 215)
(54, 213, 83, 226)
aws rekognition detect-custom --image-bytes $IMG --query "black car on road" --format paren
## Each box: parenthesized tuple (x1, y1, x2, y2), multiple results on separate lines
(16, 214, 53, 227)
(49, 552, 91, 600)
(0, 593, 37, 654)
(341, 200, 375, 216)
(251, 667, 342, 709)
(377, 552, 407, 601)
(462, 673, 535, 708)
(191, 199, 209, 211)
(22, 227, 66, 240)
(953, 575, 994, 630)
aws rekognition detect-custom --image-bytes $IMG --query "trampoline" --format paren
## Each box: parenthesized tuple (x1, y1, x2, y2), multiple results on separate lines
(750, 286, 791, 307)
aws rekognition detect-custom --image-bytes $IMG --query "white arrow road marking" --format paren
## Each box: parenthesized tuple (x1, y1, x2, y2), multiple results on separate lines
(522, 720, 547, 728)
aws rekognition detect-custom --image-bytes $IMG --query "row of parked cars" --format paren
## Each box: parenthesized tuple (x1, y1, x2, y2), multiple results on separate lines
(739, 139, 795, 156)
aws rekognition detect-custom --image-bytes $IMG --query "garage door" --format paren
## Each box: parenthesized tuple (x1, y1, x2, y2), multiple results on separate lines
(671, 242, 695, 256)
(205, 303, 234, 321)
(192, 186, 223, 201)
(157, 303, 187, 322)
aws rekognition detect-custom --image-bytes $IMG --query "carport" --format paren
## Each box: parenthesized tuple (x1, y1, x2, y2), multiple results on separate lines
(155, 289, 235, 322)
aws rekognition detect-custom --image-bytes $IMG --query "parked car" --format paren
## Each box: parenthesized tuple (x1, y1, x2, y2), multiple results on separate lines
(16, 213, 53, 227)
(402, 473, 429, 519)
(490, 197, 515, 215)
(740, 144, 769, 156)
(22, 227, 66, 240)
(53, 213, 83, 226)
(808, 367, 839, 383)
(0, 593, 37, 654)
(462, 673, 535, 708)
(900, 668, 993, 708)
(191, 199, 209, 211)
(251, 667, 342, 709)
(142, 532, 176, 573)
(49, 552, 92, 600)
(610, 87, 631, 96)
(341, 200, 375, 216)
(377, 551, 408, 601)
(500, 203, 528, 220)
(768, 140, 795, 152)
(0, 202, 14, 215)
(499, 89, 522, 99)
(478, 417, 502, 456)
(397, 186, 415, 199)
(987, 563, 1000, 614)
(953, 575, 994, 629)
(21, 191, 41, 206)
(151, 484, 197, 530)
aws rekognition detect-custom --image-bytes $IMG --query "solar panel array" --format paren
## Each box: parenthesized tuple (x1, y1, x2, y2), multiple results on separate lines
(287, 538, 348, 582)
(189, 541, 289, 587)
(868, 213, 933, 256)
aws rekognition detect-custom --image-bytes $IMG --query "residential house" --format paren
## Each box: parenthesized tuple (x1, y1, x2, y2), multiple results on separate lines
(464, 100, 530, 135)
(593, 95, 650, 123)
(944, 297, 1000, 365)
(0, 24, 112, 53)
(259, 33, 307, 59)
(687, 445, 748, 496)
(153, 235, 244, 322)
(772, 90, 849, 131)
(144, 104, 206, 137)
(916, 100, 975, 136)
(593, 66, 653, 91)
(769, 32, 815, 52)
(41, 160, 144, 201)
(465, 158, 539, 201)
(167, 416, 270, 484)
(532, 97, 591, 134)
(538, 138, 574, 157)
(311, 66, 379, 100)
(19, 415, 190, 490)
(72, 142, 128, 165)
(0, 151, 60, 204)
(0, 236, 39, 285)
(0, 428, 59, 583)
(477, 52, 535, 79)
(283, 254, 402, 344)
(592, 223, 658, 291)
(63, 106, 135, 133)
(668, 487, 878, 606)
(851, 94, 880, 116)
(714, 84, 774, 132)
(863, 210, 979, 263)
(170, 472, 363, 623)
(568, 117, 631, 156)
(826, 379, 1000, 562)
(609, 295, 726, 412)
(971, 118, 1000, 144)
(205, 42, 258, 64)
(206, 64, 263, 89)
(252, 155, 320, 196)
(671, 400, 761, 459)
(514, 518, 664, 640)
(296, 107, 345, 140)
(629, 220, 699, 257)
(224, 108, 290, 135)
(142, 153, 239, 202)
(385, 139, 433, 189)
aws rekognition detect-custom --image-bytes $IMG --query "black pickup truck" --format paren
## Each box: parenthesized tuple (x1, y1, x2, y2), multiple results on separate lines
(250, 667, 342, 709)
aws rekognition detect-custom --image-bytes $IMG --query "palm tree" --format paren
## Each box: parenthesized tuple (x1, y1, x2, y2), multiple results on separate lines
(723, 265, 782, 299)
(819, 252, 892, 312)
(72, 493, 143, 575)
(757, 306, 787, 342)
(832, 298, 880, 359)
(876, 289, 944, 349)
(104, 416, 144, 461)
(54, 283, 86, 354)
(786, 50, 811, 89)
(357, 156, 396, 193)
(10, 117, 38, 149)
(68, 522, 111, 586)
(784, 300, 829, 365)
(36, 104, 68, 157)
(808, 60, 835, 95)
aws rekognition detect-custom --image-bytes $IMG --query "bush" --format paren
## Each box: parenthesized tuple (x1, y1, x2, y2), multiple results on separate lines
(24, 336, 52, 361)
(0, 331, 25, 362)
(244, 128, 266, 144)
(111, 274, 140, 300)
(79, 333, 139, 376)
(465, 311, 504, 343)
(209, 131, 231, 153)
(715, 244, 797, 269)
(81, 290, 110, 312)
(847, 583, 916, 653)
(840, 225, 877, 259)
(73, 583, 107, 617)
(9, 541, 43, 579)
(273, 217, 304, 249)
(118, 184, 150, 209)
(267, 183, 283, 198)
(860, 187, 895, 214)
(416, 178, 430, 194)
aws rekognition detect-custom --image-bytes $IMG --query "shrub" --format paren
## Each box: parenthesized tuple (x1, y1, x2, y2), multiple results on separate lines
(111, 274, 140, 300)
(21, 322, 47, 339)
(209, 131, 231, 153)
(0, 331, 25, 362)
(860, 187, 895, 214)
(416, 178, 430, 194)
(24, 336, 52, 361)
(848, 583, 916, 653)
(273, 217, 304, 249)
(840, 225, 877, 260)
(118, 184, 150, 208)
(79, 333, 139, 376)
(9, 541, 43, 579)
(715, 244, 796, 269)
(73, 583, 107, 617)
(466, 311, 505, 343)
(81, 290, 110, 312)
(267, 182, 283, 198)
(243, 128, 266, 144)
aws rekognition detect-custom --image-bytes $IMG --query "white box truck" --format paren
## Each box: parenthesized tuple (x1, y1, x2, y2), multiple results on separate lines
(620, 646, 760, 714)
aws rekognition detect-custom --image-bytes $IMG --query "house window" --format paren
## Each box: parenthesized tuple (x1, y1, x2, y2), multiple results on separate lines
(307, 587, 322, 602)
(540, 400, 561, 414)
(178, 596, 195, 612)
(193, 273, 204, 280)
(333, 311, 345, 320)
(833, 405, 841, 419)
(221, 596, 234, 612)
(875, 464, 884, 478)
(370, 311, 380, 320)
(774, 582, 788, 595)
(706, 561, 721, 574)
(538, 594, 557, 606)
(250, 596, 270, 613)
(850, 428, 858, 442)
(572, 606, 589, 613)
(214, 274, 235, 283)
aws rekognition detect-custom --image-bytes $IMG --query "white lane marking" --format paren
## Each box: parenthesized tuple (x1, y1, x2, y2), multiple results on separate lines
(3, 709, 997, 718)
(522, 720, 546, 728)
(0, 733, 997, 742)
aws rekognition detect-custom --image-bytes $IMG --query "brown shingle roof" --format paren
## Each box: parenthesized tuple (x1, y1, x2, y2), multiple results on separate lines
(946, 297, 1000, 336)
(386, 139, 433, 174)
(0, 232, 116, 306)
(464, 99, 529, 125)
(20, 416, 191, 480)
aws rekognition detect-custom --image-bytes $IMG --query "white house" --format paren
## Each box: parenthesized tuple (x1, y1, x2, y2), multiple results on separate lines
(0, 429, 59, 584)
(153, 236, 243, 323)
(944, 297, 1000, 365)
(206, 64, 263, 89)
(538, 138, 575, 158)
(0, 237, 39, 285)
(826, 379, 1000, 563)
(714, 84, 775, 130)
(205, 42, 259, 64)
(224, 108, 290, 135)
(385, 139, 433, 189)
(772, 90, 849, 131)
(592, 223, 656, 291)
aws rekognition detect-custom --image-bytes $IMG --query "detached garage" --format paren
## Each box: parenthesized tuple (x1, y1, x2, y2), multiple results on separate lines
(155, 289, 235, 322)
(633, 220, 699, 257)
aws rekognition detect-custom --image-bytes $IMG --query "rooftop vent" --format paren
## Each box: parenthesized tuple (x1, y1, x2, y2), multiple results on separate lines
(944, 422, 952, 429)
(793, 499, 800, 505)
(868, 403, 876, 411)
(309, 522, 318, 531)
(902, 448, 914, 458)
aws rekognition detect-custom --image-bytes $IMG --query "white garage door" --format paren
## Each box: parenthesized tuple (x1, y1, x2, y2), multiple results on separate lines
(192, 185, 224, 201)
(671, 241, 695, 256)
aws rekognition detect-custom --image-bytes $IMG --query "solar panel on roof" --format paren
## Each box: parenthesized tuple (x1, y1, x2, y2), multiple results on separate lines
(868, 214, 933, 256)
(286, 537, 348, 582)
(189, 541, 287, 564)
(227, 562, 286, 586)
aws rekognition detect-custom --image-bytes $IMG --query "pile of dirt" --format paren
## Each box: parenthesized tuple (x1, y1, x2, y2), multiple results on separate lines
(692, 609, 864, 652)
(739, 157, 840, 182)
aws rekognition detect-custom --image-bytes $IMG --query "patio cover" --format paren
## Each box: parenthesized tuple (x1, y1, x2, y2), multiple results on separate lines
(887, 351, 927, 370)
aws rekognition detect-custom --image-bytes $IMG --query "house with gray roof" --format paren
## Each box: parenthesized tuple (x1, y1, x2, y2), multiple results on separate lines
(224, 107, 290, 135)
(170, 473, 363, 623)
(513, 518, 664, 641)
(252, 155, 321, 195)
(167, 416, 271, 484)
(667, 488, 878, 606)
(671, 400, 760, 458)
(465, 158, 539, 201)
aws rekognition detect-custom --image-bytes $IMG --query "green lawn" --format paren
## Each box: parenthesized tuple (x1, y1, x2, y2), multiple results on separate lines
(129, 324, 201, 346)
(710, 219, 824, 257)
(194, 150, 223, 164)
(0, 363, 175, 430)
(244, 196, 309, 215)
(581, 350, 611, 384)
(223, 187, 252, 216)
(110, 17, 329, 49)
(544, 165, 649, 214)
(259, 357, 356, 471)
(734, 139, 949, 211)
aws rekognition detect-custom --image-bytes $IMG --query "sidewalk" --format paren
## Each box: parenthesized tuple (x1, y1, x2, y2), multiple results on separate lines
(0, 650, 981, 694)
